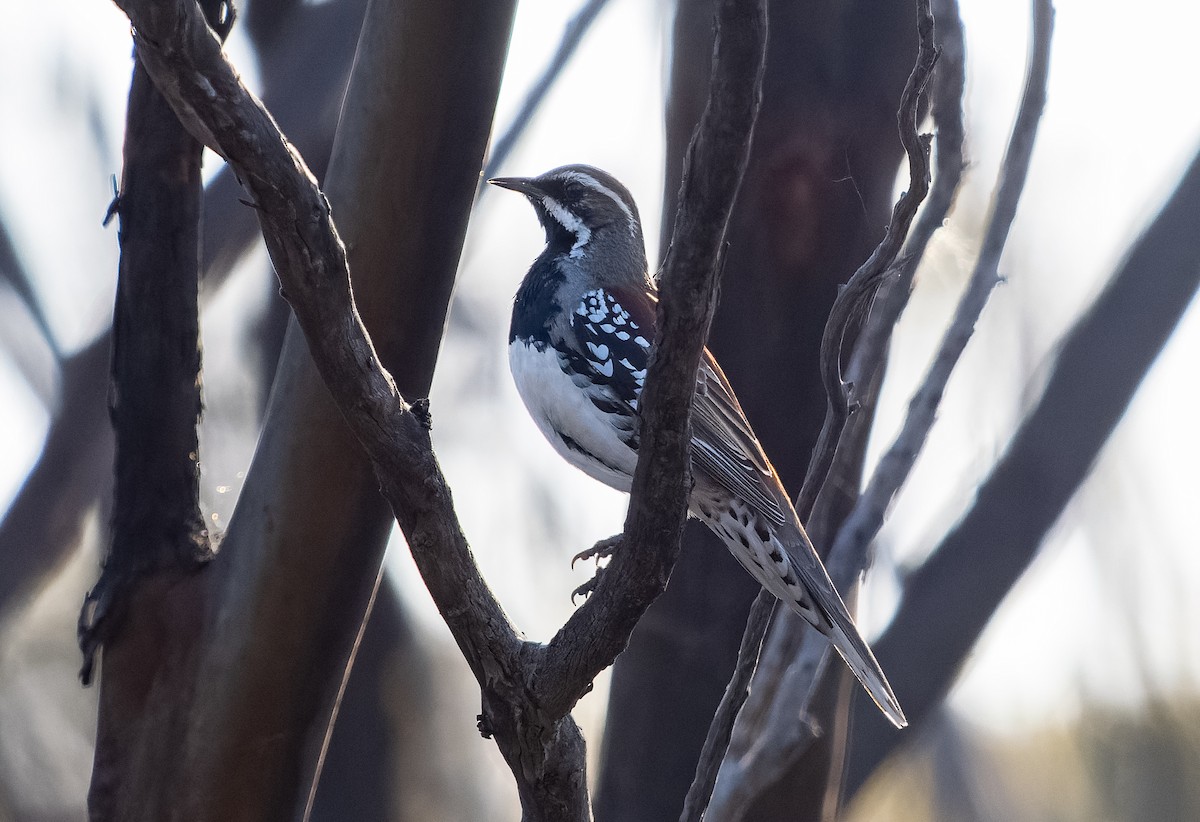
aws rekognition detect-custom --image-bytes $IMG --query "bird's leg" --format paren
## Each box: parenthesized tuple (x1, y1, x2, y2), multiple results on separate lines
(570, 533, 623, 603)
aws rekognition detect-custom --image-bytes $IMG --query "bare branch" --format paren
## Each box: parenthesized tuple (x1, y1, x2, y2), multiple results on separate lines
(480, 0, 612, 188)
(0, 336, 112, 625)
(536, 0, 767, 720)
(827, 0, 1052, 592)
(795, 0, 938, 523)
(680, 589, 775, 821)
(708, 0, 1054, 809)
(681, 2, 938, 816)
(79, 3, 229, 814)
(846, 128, 1200, 804)
(106, 0, 766, 816)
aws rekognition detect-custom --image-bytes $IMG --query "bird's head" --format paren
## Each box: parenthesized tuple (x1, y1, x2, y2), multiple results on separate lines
(490, 164, 647, 281)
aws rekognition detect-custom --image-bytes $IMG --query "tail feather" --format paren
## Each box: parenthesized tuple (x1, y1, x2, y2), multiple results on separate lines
(819, 605, 907, 729)
(770, 535, 908, 729)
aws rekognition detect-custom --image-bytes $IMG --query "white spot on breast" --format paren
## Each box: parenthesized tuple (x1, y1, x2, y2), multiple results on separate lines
(587, 342, 610, 360)
(634, 336, 650, 348)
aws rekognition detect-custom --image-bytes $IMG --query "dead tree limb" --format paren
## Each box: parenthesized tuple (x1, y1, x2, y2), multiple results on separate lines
(846, 135, 1200, 797)
(103, 0, 765, 817)
(683, 2, 938, 817)
(78, 2, 231, 816)
(707, 2, 1053, 816)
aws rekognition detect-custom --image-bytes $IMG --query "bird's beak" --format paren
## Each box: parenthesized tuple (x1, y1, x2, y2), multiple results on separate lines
(488, 176, 544, 198)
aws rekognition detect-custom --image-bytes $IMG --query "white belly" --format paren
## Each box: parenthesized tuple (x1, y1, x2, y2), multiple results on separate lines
(509, 340, 638, 492)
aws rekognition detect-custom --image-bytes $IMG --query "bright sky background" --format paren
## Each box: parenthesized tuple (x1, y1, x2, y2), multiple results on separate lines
(1, 0, 1199, 790)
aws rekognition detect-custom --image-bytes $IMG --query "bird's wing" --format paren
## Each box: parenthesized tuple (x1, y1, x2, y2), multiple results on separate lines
(690, 351, 789, 527)
(564, 287, 654, 446)
(572, 285, 789, 528)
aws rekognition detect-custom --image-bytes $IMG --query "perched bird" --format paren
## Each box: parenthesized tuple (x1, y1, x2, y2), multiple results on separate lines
(491, 164, 906, 728)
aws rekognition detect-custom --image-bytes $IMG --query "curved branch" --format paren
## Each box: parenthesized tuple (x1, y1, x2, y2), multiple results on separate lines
(827, 0, 1051, 590)
(848, 135, 1200, 795)
(683, 2, 938, 817)
(719, 0, 1053, 808)
(108, 0, 766, 817)
(536, 0, 767, 720)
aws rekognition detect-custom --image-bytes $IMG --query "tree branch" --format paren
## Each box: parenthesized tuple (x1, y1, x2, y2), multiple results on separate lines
(536, 0, 767, 720)
(480, 0, 612, 189)
(107, 0, 766, 817)
(846, 135, 1200, 803)
(79, 3, 230, 815)
(828, 0, 1051, 588)
(682, 2, 938, 817)
(700, 0, 1052, 811)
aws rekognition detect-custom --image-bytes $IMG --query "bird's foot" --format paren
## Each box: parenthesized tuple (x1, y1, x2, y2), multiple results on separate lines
(571, 570, 604, 604)
(572, 533, 622, 568)
(570, 534, 623, 604)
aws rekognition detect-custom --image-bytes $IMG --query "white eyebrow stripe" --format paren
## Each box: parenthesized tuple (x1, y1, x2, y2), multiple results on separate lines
(541, 194, 591, 257)
(562, 171, 638, 237)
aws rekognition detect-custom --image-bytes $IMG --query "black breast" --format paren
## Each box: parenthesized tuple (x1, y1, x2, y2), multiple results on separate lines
(510, 252, 565, 347)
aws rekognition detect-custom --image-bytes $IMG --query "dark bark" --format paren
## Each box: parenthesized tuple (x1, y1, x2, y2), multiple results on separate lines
(172, 2, 519, 819)
(845, 140, 1200, 796)
(80, 2, 229, 812)
(597, 1, 918, 818)
(682, 0, 940, 812)
(0, 2, 366, 632)
(202, 0, 366, 284)
(104, 0, 765, 816)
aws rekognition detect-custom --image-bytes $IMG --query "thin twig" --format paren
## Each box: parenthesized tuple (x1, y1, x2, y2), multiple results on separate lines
(845, 0, 966, 398)
(680, 590, 775, 821)
(681, 2, 939, 817)
(479, 0, 612, 190)
(827, 0, 1053, 591)
(715, 0, 1054, 812)
(794, 0, 939, 523)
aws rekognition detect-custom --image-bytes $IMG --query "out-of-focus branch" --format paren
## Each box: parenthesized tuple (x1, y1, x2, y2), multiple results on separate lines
(480, 0, 612, 189)
(108, 0, 764, 817)
(706, 1, 1053, 811)
(201, 0, 366, 284)
(846, 136, 1200, 796)
(161, 2, 518, 819)
(684, 4, 938, 818)
(828, 0, 1051, 587)
(0, 0, 366, 642)
(0, 335, 112, 626)
(0, 220, 59, 364)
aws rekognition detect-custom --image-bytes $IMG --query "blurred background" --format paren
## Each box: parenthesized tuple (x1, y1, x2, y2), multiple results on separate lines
(1, 0, 1198, 819)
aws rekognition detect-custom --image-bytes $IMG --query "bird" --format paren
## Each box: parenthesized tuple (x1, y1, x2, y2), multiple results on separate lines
(490, 163, 906, 729)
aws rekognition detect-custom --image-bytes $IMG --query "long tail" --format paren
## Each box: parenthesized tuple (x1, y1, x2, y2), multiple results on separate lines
(773, 535, 907, 729)
(817, 598, 907, 728)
